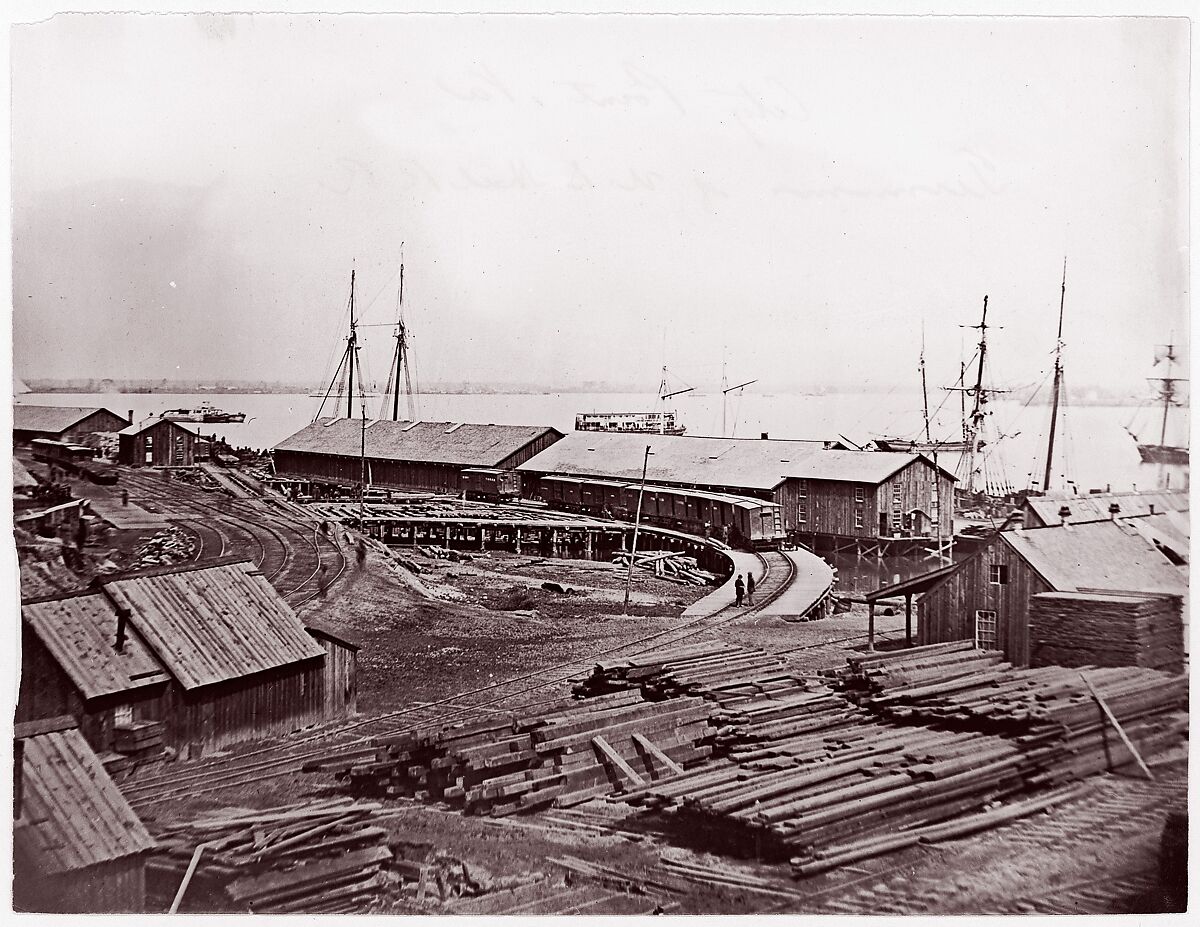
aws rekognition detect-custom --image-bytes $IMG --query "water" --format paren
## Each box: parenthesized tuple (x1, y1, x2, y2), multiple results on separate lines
(18, 389, 1186, 497)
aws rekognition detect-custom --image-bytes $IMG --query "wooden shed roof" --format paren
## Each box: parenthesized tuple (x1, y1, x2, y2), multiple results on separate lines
(1024, 489, 1189, 526)
(12, 404, 128, 434)
(15, 724, 156, 875)
(22, 592, 169, 700)
(13, 456, 38, 489)
(117, 417, 203, 437)
(99, 559, 326, 690)
(274, 418, 563, 467)
(519, 430, 954, 490)
(1001, 519, 1188, 596)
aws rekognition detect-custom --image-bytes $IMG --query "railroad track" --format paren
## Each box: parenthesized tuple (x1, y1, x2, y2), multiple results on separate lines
(116, 469, 347, 601)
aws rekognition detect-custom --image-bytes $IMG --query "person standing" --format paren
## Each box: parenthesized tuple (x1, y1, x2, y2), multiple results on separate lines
(734, 573, 745, 607)
(746, 571, 756, 605)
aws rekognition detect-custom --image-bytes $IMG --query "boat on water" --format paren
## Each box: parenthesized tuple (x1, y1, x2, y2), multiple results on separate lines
(162, 402, 246, 423)
(575, 367, 692, 436)
(1125, 343, 1189, 465)
(575, 410, 686, 435)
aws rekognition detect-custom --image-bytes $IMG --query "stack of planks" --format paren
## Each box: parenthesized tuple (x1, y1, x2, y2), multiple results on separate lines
(611, 550, 718, 585)
(820, 640, 1012, 698)
(1029, 591, 1184, 674)
(146, 799, 397, 914)
(573, 642, 810, 705)
(611, 650, 1188, 874)
(306, 690, 713, 816)
(113, 720, 166, 759)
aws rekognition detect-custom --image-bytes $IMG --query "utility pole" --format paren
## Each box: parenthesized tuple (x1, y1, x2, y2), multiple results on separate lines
(1042, 258, 1067, 492)
(622, 446, 652, 614)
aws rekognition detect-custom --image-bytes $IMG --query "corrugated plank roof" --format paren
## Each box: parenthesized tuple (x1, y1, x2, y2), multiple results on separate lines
(1025, 489, 1189, 526)
(518, 430, 950, 489)
(274, 418, 562, 467)
(13, 457, 38, 489)
(15, 727, 156, 874)
(12, 405, 126, 434)
(1002, 519, 1188, 596)
(22, 593, 169, 700)
(101, 561, 325, 690)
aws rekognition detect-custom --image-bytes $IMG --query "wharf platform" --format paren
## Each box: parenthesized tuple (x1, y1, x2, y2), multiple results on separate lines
(750, 547, 836, 620)
(681, 551, 763, 619)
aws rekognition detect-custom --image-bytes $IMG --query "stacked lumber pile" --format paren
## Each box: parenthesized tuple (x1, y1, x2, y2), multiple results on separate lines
(573, 642, 810, 705)
(1029, 590, 1184, 674)
(145, 799, 398, 913)
(612, 651, 1187, 873)
(611, 549, 718, 585)
(307, 690, 713, 815)
(820, 640, 1012, 699)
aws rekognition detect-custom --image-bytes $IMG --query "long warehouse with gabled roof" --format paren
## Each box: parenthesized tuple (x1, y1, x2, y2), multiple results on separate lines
(517, 430, 956, 551)
(272, 417, 564, 496)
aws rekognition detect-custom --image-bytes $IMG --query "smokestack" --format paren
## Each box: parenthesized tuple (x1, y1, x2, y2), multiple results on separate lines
(1057, 505, 1072, 523)
(1108, 502, 1121, 520)
(760, 432, 769, 440)
(115, 606, 130, 653)
(1149, 504, 1157, 515)
(128, 410, 134, 425)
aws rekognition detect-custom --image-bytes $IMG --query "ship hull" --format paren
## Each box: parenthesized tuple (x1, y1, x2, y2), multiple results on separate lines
(874, 437, 979, 453)
(1137, 443, 1189, 465)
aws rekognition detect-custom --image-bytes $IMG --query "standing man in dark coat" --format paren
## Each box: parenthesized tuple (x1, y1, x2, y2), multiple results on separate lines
(746, 570, 756, 605)
(734, 573, 745, 607)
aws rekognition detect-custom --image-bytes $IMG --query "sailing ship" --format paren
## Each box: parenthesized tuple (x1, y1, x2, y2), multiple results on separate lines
(575, 367, 691, 436)
(1125, 344, 1189, 465)
(161, 402, 246, 423)
(874, 334, 977, 454)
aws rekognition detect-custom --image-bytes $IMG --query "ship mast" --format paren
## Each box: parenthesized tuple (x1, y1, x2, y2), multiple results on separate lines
(1042, 258, 1067, 492)
(1157, 343, 1178, 446)
(386, 260, 417, 422)
(314, 267, 368, 423)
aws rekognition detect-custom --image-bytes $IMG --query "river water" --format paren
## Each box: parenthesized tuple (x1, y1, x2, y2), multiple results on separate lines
(19, 389, 1187, 593)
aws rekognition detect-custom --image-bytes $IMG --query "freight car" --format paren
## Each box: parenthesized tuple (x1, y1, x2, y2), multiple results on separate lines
(534, 474, 785, 549)
(30, 439, 120, 485)
(460, 467, 523, 502)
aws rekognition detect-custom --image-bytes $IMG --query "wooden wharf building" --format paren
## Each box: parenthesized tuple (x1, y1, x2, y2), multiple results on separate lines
(17, 558, 358, 759)
(12, 404, 130, 444)
(14, 717, 156, 913)
(272, 418, 563, 496)
(517, 430, 956, 556)
(117, 416, 203, 467)
(874, 515, 1187, 669)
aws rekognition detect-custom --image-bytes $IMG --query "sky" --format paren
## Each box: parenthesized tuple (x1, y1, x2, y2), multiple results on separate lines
(7, 9, 1191, 398)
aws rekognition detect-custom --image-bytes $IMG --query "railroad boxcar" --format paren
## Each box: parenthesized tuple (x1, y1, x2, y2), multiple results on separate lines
(30, 439, 120, 484)
(460, 467, 522, 502)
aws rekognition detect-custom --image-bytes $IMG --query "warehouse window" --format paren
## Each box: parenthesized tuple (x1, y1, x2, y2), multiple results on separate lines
(797, 504, 807, 524)
(989, 564, 1009, 585)
(975, 610, 998, 650)
(854, 486, 865, 504)
(854, 510, 864, 529)
(797, 480, 808, 500)
(114, 705, 133, 726)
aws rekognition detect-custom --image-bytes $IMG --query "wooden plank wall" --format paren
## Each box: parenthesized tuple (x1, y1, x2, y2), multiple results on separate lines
(916, 540, 1049, 665)
(146, 660, 326, 757)
(312, 637, 358, 718)
(16, 857, 147, 914)
(876, 461, 955, 539)
(62, 410, 130, 443)
(119, 420, 195, 467)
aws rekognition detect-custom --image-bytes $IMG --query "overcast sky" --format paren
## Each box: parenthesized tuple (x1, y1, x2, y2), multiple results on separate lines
(9, 11, 1190, 396)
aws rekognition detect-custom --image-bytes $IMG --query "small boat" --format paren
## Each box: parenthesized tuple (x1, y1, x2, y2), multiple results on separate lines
(874, 436, 977, 454)
(575, 410, 686, 435)
(1125, 343, 1189, 465)
(162, 402, 246, 423)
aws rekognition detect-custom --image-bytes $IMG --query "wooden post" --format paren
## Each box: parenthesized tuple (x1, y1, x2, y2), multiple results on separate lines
(170, 842, 214, 914)
(905, 593, 913, 647)
(1080, 672, 1154, 780)
(585, 529, 594, 560)
(867, 601, 876, 651)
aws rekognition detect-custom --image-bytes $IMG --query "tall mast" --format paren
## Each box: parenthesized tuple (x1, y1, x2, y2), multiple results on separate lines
(920, 323, 932, 444)
(1042, 258, 1067, 492)
(1159, 343, 1177, 446)
(963, 295, 990, 494)
(391, 262, 405, 421)
(346, 268, 357, 419)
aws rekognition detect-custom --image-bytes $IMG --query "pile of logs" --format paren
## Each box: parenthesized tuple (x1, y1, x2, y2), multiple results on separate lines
(146, 799, 398, 914)
(820, 640, 1012, 698)
(573, 642, 810, 705)
(609, 648, 1188, 874)
(611, 550, 718, 586)
(306, 691, 713, 816)
(130, 526, 196, 568)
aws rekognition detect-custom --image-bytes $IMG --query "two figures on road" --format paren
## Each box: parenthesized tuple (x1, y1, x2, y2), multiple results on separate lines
(734, 571, 755, 607)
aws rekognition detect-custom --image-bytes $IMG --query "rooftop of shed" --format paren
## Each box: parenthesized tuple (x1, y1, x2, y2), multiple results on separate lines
(519, 430, 954, 490)
(275, 419, 563, 467)
(118, 417, 204, 437)
(1002, 518, 1188, 597)
(15, 723, 156, 875)
(1025, 488, 1189, 526)
(12, 404, 129, 434)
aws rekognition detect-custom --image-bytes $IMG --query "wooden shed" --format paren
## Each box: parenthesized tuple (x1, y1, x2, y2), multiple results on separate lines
(914, 518, 1188, 665)
(305, 620, 361, 717)
(117, 417, 201, 467)
(273, 419, 563, 495)
(18, 559, 357, 758)
(12, 404, 130, 444)
(14, 717, 156, 913)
